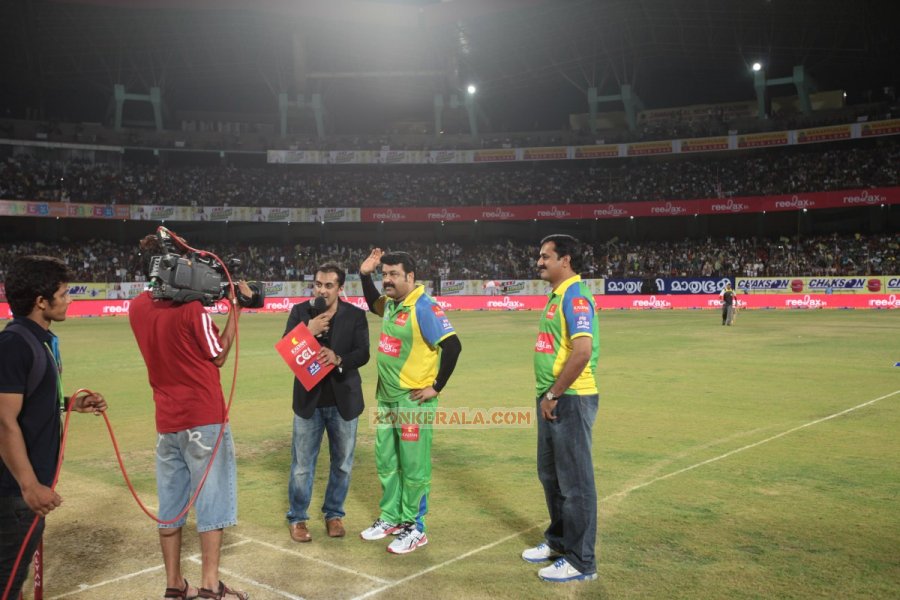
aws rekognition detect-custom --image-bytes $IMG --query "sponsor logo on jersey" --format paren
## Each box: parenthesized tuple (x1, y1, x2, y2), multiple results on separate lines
(394, 311, 410, 326)
(378, 333, 402, 357)
(401, 424, 420, 442)
(572, 297, 590, 313)
(535, 332, 555, 354)
(545, 303, 558, 319)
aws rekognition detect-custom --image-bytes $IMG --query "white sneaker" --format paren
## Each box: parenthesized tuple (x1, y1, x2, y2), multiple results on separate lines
(387, 525, 428, 554)
(360, 518, 403, 541)
(538, 558, 598, 583)
(521, 542, 563, 563)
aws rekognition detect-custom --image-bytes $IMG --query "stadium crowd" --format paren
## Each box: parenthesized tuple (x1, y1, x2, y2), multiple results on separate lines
(1, 233, 895, 284)
(1, 138, 898, 208)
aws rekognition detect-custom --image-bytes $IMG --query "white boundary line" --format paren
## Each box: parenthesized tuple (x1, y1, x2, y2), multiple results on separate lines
(48, 540, 251, 599)
(349, 389, 900, 600)
(186, 558, 305, 600)
(234, 534, 392, 584)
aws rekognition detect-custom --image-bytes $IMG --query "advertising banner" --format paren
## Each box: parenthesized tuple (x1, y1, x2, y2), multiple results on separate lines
(680, 137, 730, 153)
(626, 140, 674, 156)
(737, 131, 790, 148)
(106, 282, 142, 299)
(328, 150, 377, 165)
(0, 200, 29, 216)
(860, 119, 900, 138)
(267, 150, 327, 164)
(573, 144, 622, 159)
(495, 280, 550, 296)
(606, 277, 734, 295)
(428, 150, 463, 164)
(440, 280, 478, 296)
(63, 204, 131, 219)
(249, 207, 294, 222)
(522, 146, 570, 161)
(796, 124, 852, 144)
(67, 282, 109, 300)
(131, 205, 194, 221)
(737, 276, 899, 294)
(4, 293, 900, 319)
(473, 149, 517, 163)
(308, 207, 360, 223)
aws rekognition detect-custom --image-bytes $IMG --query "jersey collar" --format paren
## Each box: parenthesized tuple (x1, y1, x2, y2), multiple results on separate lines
(550, 274, 582, 297)
(392, 284, 426, 309)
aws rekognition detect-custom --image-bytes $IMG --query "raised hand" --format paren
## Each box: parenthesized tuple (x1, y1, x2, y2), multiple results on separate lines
(360, 248, 384, 276)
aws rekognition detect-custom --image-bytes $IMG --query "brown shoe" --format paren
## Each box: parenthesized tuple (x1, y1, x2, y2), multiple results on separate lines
(290, 521, 311, 542)
(326, 517, 346, 538)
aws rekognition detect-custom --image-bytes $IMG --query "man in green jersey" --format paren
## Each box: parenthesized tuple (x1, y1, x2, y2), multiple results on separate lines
(522, 234, 599, 583)
(358, 249, 462, 554)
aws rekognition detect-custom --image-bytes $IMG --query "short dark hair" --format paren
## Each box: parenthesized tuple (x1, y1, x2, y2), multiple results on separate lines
(316, 263, 346, 287)
(540, 234, 584, 273)
(4, 255, 74, 317)
(380, 251, 417, 278)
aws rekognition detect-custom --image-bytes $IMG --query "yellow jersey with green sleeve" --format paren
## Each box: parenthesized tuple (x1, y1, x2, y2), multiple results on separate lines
(374, 284, 457, 401)
(533, 274, 599, 396)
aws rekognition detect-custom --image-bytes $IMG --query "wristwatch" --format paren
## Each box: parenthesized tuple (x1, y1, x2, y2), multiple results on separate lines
(544, 390, 557, 402)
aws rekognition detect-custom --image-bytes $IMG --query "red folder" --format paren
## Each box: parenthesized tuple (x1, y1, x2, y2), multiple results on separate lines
(275, 322, 335, 391)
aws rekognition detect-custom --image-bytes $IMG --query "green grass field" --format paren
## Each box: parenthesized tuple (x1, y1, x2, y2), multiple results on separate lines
(31, 309, 900, 599)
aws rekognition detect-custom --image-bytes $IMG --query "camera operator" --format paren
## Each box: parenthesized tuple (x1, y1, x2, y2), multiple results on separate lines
(283, 264, 369, 542)
(129, 235, 250, 600)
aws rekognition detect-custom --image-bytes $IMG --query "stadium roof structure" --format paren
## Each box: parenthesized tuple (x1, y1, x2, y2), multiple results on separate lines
(1, 0, 898, 132)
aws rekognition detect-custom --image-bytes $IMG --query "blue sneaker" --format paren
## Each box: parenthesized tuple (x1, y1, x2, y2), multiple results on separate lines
(521, 542, 563, 563)
(538, 558, 598, 583)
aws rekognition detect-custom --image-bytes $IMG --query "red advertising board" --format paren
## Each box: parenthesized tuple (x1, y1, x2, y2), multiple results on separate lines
(4, 294, 897, 319)
(360, 187, 900, 222)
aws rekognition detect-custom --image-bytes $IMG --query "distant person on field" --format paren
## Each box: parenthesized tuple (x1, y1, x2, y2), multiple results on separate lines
(0, 256, 106, 598)
(283, 263, 370, 543)
(720, 282, 737, 326)
(522, 234, 599, 583)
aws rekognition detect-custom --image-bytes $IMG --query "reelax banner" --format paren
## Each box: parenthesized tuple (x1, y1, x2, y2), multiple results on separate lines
(4, 186, 899, 225)
(3, 294, 897, 319)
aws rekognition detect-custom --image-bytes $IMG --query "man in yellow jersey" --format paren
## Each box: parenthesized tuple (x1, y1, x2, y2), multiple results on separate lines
(358, 249, 462, 554)
(521, 234, 599, 583)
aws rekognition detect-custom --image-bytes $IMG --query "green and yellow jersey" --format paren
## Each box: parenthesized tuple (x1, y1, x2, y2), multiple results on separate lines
(534, 274, 599, 396)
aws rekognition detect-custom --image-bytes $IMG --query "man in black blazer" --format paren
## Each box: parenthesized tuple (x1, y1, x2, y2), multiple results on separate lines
(283, 263, 370, 542)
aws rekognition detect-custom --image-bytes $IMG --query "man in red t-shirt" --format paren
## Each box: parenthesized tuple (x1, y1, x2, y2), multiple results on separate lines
(129, 234, 250, 600)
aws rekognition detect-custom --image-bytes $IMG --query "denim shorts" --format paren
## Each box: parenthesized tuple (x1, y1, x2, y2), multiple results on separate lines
(156, 423, 238, 532)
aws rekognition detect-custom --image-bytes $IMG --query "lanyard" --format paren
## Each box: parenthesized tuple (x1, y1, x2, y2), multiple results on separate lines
(44, 340, 64, 411)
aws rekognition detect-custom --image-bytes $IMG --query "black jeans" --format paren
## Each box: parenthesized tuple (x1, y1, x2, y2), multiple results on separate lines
(0, 496, 44, 598)
(536, 393, 599, 574)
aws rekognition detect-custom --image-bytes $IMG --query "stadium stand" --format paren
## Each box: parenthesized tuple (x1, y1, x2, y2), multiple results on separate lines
(1, 233, 895, 283)
(2, 138, 898, 208)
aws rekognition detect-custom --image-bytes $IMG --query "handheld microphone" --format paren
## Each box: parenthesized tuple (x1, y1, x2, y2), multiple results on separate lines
(312, 296, 327, 315)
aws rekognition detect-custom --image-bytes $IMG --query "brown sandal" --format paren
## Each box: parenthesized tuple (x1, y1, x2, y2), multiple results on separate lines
(197, 580, 249, 600)
(164, 578, 198, 599)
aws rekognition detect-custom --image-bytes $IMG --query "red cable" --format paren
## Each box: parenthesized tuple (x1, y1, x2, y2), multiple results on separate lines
(2, 389, 85, 600)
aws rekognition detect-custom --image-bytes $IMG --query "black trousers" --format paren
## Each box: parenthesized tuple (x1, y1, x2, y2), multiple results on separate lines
(0, 496, 44, 598)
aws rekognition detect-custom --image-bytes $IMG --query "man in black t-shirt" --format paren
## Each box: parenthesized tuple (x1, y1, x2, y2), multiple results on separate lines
(0, 256, 106, 598)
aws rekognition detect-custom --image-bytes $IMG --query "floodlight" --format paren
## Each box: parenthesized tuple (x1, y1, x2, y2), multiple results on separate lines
(752, 62, 762, 72)
(466, 84, 477, 95)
